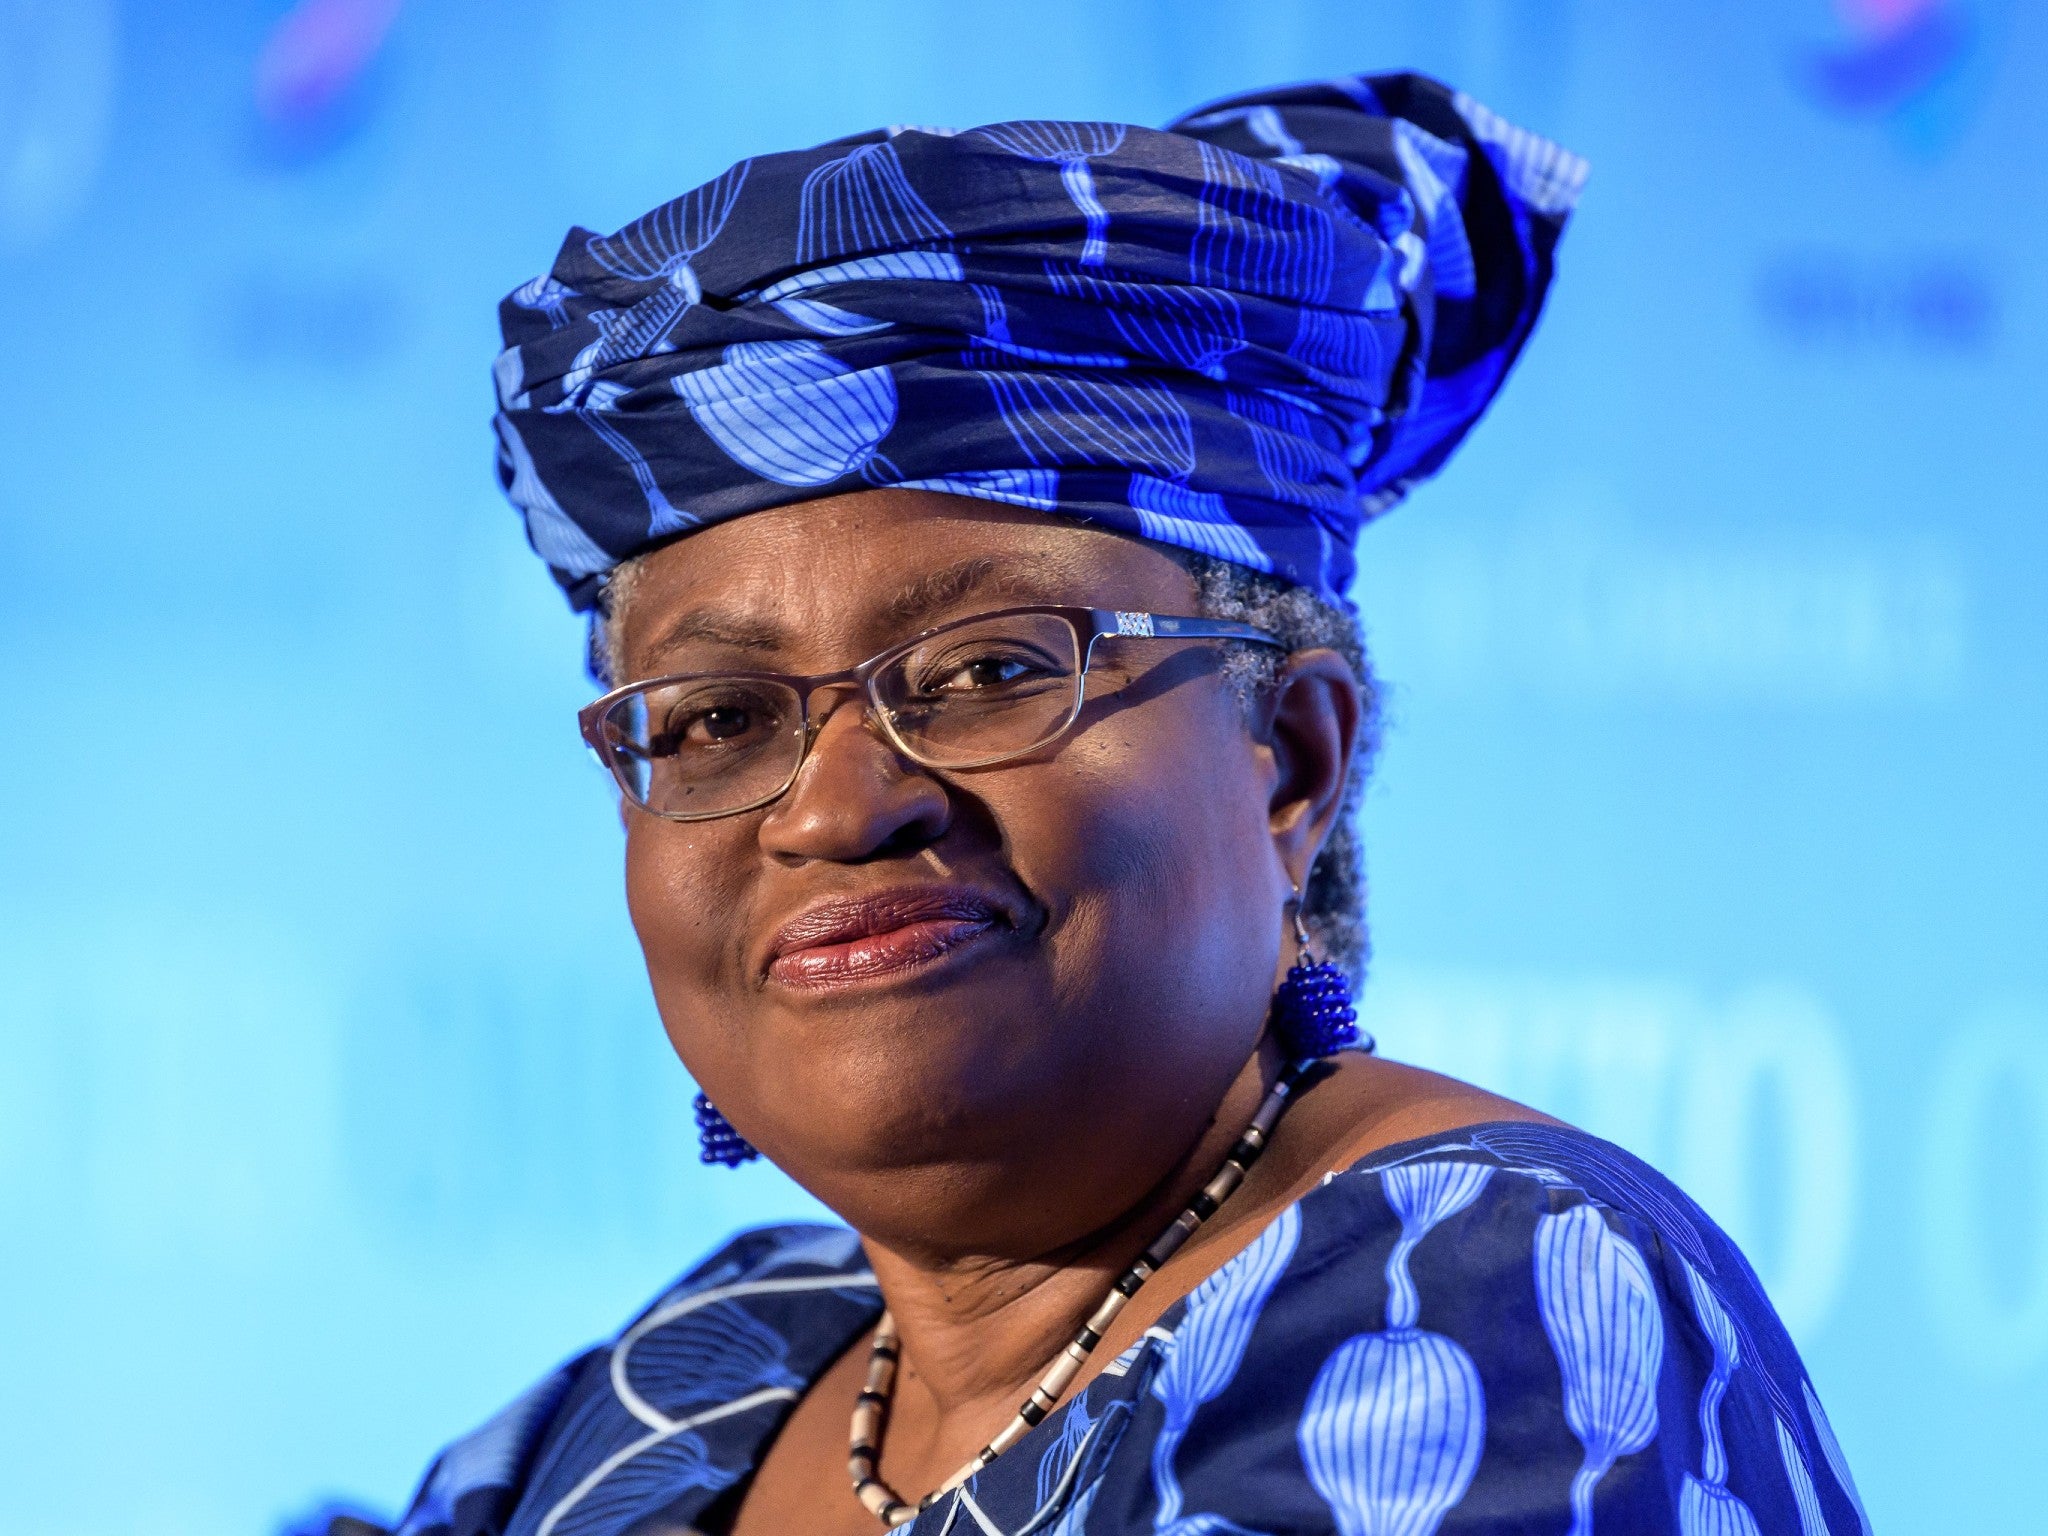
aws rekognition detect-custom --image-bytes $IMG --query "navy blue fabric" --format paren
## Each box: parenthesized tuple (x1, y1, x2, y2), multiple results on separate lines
(386, 1124, 1867, 1536)
(492, 73, 1585, 632)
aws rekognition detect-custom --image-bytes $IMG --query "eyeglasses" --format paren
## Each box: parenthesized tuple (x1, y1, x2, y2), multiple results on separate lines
(579, 605, 1284, 822)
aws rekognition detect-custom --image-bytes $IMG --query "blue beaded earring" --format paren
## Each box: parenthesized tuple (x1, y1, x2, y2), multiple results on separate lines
(1271, 888, 1372, 1059)
(694, 1091, 759, 1167)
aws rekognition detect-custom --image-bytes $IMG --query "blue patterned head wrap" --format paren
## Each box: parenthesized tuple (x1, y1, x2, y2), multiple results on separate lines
(493, 73, 1584, 636)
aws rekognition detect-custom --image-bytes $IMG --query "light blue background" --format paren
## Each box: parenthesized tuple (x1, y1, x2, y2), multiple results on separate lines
(2, 1, 2043, 1531)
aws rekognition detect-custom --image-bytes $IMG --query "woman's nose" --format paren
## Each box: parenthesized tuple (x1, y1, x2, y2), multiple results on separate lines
(756, 691, 952, 862)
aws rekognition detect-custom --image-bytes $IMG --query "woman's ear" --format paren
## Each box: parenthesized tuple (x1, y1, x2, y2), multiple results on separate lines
(1259, 648, 1363, 890)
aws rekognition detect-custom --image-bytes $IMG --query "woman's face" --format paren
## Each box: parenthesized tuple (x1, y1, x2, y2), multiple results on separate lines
(617, 490, 1348, 1258)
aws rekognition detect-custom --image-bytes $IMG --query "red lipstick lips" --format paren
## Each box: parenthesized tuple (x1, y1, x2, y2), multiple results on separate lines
(766, 888, 1005, 990)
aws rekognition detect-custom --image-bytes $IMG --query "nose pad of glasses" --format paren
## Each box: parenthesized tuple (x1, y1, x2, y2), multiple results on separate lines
(800, 681, 896, 749)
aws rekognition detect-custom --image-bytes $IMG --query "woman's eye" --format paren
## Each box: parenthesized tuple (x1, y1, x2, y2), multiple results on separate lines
(652, 696, 778, 753)
(931, 653, 1041, 692)
(692, 706, 754, 741)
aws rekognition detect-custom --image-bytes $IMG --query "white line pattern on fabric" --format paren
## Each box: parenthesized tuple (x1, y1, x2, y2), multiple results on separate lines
(1775, 1416, 1834, 1536)
(1677, 1258, 1763, 1536)
(674, 340, 898, 487)
(1534, 1202, 1664, 1536)
(1149, 1205, 1302, 1529)
(1295, 1162, 1493, 1536)
(611, 1271, 879, 1432)
(1803, 1381, 1870, 1536)
(972, 122, 1128, 266)
(532, 1385, 801, 1536)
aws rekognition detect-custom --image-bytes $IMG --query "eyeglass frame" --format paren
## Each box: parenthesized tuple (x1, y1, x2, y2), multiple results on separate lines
(578, 604, 1287, 823)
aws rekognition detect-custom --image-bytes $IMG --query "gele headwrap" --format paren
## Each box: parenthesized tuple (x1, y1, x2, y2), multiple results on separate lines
(492, 72, 1585, 653)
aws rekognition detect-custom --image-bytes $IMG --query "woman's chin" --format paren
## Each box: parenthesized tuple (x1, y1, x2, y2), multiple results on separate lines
(748, 1039, 1094, 1184)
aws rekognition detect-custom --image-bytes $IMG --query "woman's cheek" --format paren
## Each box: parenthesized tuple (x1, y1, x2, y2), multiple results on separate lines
(626, 821, 751, 1027)
(1003, 737, 1219, 964)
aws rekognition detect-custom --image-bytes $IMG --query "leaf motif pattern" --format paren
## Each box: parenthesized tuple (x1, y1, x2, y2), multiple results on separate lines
(673, 340, 898, 486)
(973, 121, 1129, 266)
(1803, 1380, 1870, 1536)
(1533, 1202, 1665, 1536)
(1191, 141, 1336, 303)
(534, 1431, 731, 1536)
(1679, 1478, 1765, 1536)
(578, 379, 695, 536)
(1299, 1329, 1486, 1536)
(1150, 1205, 1301, 1529)
(798, 141, 952, 265)
(494, 416, 615, 576)
(759, 249, 964, 337)
(1225, 389, 1350, 514)
(1675, 1259, 1764, 1536)
(556, 161, 753, 410)
(1387, 122, 1476, 300)
(1127, 474, 1269, 569)
(587, 161, 751, 284)
(893, 467, 1060, 510)
(619, 1300, 799, 1422)
(1046, 263, 1247, 381)
(1295, 1162, 1493, 1536)
(1775, 1416, 1834, 1536)
(979, 368, 1194, 480)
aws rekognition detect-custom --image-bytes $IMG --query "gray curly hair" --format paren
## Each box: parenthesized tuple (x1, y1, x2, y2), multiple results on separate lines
(1160, 550, 1377, 979)
(596, 547, 1377, 977)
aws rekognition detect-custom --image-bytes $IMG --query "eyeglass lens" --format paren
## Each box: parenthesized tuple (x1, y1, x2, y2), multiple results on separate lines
(599, 678, 808, 817)
(595, 611, 1087, 818)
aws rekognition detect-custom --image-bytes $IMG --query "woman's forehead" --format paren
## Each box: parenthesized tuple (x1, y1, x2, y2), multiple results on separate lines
(623, 490, 1195, 661)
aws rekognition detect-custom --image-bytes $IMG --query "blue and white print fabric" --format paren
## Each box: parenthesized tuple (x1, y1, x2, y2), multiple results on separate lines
(492, 74, 1584, 635)
(380, 1123, 1865, 1536)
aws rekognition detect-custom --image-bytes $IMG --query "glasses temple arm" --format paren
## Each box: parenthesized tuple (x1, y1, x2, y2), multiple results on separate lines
(1088, 610, 1286, 648)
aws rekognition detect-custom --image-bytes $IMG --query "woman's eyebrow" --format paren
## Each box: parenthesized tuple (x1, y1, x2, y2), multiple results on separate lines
(882, 558, 1056, 629)
(644, 559, 1058, 665)
(643, 609, 785, 660)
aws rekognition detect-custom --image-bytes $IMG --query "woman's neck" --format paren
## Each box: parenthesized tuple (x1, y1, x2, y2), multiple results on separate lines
(852, 1041, 1280, 1435)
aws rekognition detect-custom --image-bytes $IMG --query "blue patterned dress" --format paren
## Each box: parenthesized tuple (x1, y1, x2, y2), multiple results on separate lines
(380, 1124, 1868, 1536)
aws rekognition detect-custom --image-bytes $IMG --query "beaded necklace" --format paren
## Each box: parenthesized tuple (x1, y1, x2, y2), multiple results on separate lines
(847, 1054, 1317, 1527)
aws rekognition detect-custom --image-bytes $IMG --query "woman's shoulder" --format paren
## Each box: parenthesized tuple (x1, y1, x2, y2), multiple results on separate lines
(385, 1221, 879, 1536)
(1304, 1119, 1818, 1422)
(1130, 1119, 1870, 1536)
(1333, 1116, 1735, 1274)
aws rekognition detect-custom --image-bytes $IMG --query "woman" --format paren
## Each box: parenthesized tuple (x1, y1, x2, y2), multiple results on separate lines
(371, 74, 1866, 1536)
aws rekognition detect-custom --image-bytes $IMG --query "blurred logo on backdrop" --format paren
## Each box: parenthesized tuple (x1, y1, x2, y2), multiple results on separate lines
(1763, 2, 2006, 354)
(251, 0, 405, 164)
(217, 0, 410, 370)
(1754, 247, 1998, 354)
(1354, 482, 1968, 707)
(1794, 0, 2000, 155)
